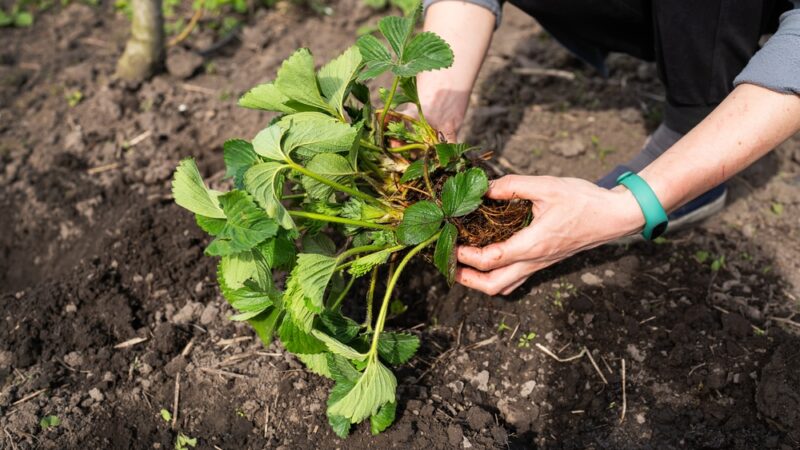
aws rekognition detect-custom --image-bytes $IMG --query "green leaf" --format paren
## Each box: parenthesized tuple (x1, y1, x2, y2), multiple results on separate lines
(399, 76, 419, 104)
(349, 248, 396, 277)
(377, 332, 420, 365)
(237, 83, 295, 113)
(297, 353, 332, 378)
(220, 253, 257, 289)
(224, 139, 260, 186)
(396, 200, 443, 245)
(252, 125, 287, 162)
(244, 162, 295, 230)
(279, 112, 358, 156)
(327, 353, 361, 382)
(399, 159, 425, 183)
(287, 271, 319, 318)
(393, 32, 454, 77)
(319, 311, 361, 343)
(294, 253, 338, 313)
(278, 318, 327, 354)
(328, 359, 397, 424)
(312, 330, 368, 361)
(176, 433, 197, 450)
(356, 34, 393, 80)
(219, 264, 277, 321)
(205, 191, 279, 256)
(433, 222, 458, 286)
(435, 143, 469, 167)
(378, 16, 414, 58)
(196, 214, 226, 235)
(172, 159, 226, 219)
(248, 307, 283, 347)
(317, 46, 362, 117)
(13, 11, 32, 27)
(39, 415, 60, 429)
(328, 413, 352, 438)
(256, 230, 297, 271)
(440, 168, 489, 217)
(370, 401, 396, 435)
(274, 48, 335, 114)
(302, 153, 356, 201)
(160, 409, 172, 422)
(301, 233, 337, 256)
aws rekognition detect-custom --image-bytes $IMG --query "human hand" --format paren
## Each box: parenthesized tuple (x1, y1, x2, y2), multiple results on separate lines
(455, 175, 645, 295)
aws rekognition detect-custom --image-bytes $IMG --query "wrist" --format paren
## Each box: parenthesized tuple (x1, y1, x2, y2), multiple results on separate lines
(610, 186, 647, 238)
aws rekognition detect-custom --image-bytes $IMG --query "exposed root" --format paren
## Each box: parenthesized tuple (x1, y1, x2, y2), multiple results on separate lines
(451, 199, 531, 247)
(403, 169, 532, 247)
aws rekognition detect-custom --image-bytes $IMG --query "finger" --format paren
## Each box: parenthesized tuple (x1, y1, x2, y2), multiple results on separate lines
(500, 277, 529, 296)
(455, 261, 534, 296)
(485, 175, 557, 202)
(441, 129, 457, 143)
(457, 229, 536, 271)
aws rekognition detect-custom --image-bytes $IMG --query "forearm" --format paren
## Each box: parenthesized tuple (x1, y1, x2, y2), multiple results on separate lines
(418, 1, 494, 138)
(637, 84, 800, 213)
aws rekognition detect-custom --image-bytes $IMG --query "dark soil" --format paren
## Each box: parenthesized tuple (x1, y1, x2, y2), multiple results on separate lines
(2, 1, 800, 449)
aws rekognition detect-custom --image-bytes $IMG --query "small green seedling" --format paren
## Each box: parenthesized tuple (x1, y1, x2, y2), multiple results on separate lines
(65, 90, 83, 107)
(175, 433, 197, 450)
(517, 332, 537, 348)
(770, 202, 784, 216)
(590, 135, 616, 164)
(710, 255, 726, 272)
(160, 409, 172, 422)
(497, 319, 511, 333)
(694, 250, 710, 264)
(0, 7, 33, 28)
(39, 415, 60, 429)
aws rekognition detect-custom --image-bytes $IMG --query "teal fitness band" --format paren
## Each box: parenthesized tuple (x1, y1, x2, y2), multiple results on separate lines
(616, 171, 669, 240)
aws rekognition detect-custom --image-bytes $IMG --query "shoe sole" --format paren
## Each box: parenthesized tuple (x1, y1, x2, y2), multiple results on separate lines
(608, 190, 727, 245)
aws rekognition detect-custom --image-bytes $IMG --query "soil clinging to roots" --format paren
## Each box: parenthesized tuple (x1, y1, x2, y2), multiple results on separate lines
(452, 198, 531, 247)
(403, 168, 532, 247)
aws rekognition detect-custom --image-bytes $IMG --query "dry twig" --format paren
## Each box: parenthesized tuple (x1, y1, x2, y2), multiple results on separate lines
(11, 388, 46, 407)
(535, 344, 608, 384)
(114, 336, 148, 349)
(619, 359, 627, 425)
(171, 373, 181, 430)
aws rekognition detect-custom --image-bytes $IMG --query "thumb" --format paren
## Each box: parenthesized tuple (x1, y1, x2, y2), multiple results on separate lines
(486, 175, 556, 201)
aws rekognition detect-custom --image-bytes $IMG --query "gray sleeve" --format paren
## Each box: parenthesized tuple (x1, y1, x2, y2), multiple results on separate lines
(733, 2, 800, 95)
(423, 0, 503, 29)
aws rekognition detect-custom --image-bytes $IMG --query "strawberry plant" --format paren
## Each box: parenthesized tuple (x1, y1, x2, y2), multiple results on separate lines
(171, 10, 529, 437)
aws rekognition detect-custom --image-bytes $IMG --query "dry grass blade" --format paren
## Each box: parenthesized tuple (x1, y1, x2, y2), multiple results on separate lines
(535, 344, 608, 384)
(114, 336, 148, 349)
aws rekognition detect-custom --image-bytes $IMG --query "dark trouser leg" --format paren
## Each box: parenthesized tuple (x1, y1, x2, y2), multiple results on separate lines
(506, 0, 789, 132)
(653, 1, 787, 133)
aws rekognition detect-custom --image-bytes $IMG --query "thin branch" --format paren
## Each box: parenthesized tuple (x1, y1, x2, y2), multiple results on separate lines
(168, 5, 204, 47)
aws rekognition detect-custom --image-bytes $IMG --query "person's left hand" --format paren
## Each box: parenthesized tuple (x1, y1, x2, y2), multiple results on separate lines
(455, 175, 645, 295)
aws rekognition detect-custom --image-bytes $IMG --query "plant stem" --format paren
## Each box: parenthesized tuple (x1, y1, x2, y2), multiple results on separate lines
(388, 143, 428, 153)
(364, 266, 378, 332)
(330, 275, 356, 310)
(336, 244, 391, 262)
(287, 162, 392, 212)
(281, 193, 306, 200)
(359, 139, 383, 152)
(378, 76, 401, 149)
(422, 152, 436, 199)
(368, 231, 441, 357)
(335, 244, 405, 272)
(287, 210, 393, 230)
(414, 101, 438, 142)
